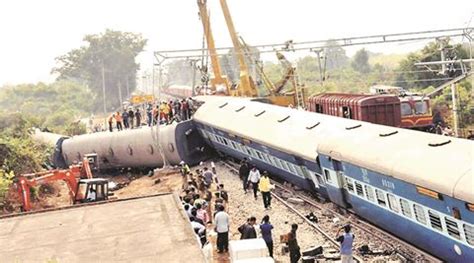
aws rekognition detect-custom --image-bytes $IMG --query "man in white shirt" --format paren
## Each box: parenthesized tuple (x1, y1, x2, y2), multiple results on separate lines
(87, 188, 96, 202)
(190, 216, 206, 247)
(247, 165, 261, 199)
(214, 205, 229, 253)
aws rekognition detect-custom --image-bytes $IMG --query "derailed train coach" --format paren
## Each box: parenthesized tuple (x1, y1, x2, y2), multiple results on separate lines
(191, 95, 474, 262)
(34, 120, 209, 170)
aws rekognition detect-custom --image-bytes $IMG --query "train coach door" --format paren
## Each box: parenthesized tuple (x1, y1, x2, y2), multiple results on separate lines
(323, 159, 350, 208)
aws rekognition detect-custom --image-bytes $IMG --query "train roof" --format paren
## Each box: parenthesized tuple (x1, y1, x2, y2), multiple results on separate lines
(193, 95, 370, 162)
(317, 125, 474, 203)
(193, 96, 473, 203)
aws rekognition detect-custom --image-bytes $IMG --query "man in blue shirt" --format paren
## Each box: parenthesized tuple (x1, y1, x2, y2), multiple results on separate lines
(260, 215, 274, 258)
(336, 225, 355, 263)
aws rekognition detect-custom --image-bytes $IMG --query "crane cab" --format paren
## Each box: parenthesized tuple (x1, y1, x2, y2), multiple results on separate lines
(76, 178, 110, 203)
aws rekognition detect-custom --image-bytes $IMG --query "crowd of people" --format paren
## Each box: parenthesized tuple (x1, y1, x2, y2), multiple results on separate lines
(179, 158, 355, 262)
(103, 97, 196, 132)
(179, 161, 229, 249)
(106, 108, 142, 132)
(146, 98, 195, 126)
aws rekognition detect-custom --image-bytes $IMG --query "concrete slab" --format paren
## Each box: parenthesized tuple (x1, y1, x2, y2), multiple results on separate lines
(0, 194, 205, 263)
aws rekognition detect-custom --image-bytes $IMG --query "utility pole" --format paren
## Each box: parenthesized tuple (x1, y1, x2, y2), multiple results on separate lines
(312, 49, 325, 88)
(451, 83, 459, 137)
(101, 61, 107, 114)
(152, 65, 155, 97)
(125, 76, 130, 99)
(156, 64, 167, 168)
(118, 80, 123, 108)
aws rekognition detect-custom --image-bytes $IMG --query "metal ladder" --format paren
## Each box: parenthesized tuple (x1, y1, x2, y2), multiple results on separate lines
(293, 66, 305, 109)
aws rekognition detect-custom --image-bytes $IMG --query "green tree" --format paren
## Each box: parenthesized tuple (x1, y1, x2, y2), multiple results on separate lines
(0, 81, 91, 135)
(53, 29, 147, 110)
(351, 48, 371, 74)
(395, 39, 469, 90)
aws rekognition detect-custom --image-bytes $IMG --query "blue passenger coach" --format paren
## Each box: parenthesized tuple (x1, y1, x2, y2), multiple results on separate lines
(192, 96, 473, 262)
(318, 125, 474, 262)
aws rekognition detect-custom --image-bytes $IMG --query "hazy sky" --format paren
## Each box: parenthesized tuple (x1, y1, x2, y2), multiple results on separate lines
(0, 0, 472, 86)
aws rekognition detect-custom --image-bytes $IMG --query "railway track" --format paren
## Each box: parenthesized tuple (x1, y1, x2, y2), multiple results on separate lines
(222, 160, 442, 262)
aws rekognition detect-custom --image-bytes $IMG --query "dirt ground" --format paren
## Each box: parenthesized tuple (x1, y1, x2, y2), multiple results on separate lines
(111, 168, 183, 198)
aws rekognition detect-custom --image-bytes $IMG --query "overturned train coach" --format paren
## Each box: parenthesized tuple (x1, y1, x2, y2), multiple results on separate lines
(33, 121, 209, 170)
(191, 95, 473, 262)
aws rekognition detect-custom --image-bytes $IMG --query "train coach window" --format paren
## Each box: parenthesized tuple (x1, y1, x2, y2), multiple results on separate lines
(236, 144, 245, 153)
(401, 102, 413, 116)
(287, 163, 297, 174)
(375, 189, 386, 207)
(280, 160, 290, 172)
(400, 199, 412, 218)
(364, 185, 375, 202)
(445, 217, 461, 240)
(355, 182, 364, 197)
(315, 104, 323, 113)
(222, 138, 229, 146)
(415, 101, 428, 115)
(428, 210, 443, 232)
(342, 106, 352, 119)
(387, 194, 400, 213)
(230, 141, 238, 150)
(324, 169, 332, 183)
(464, 224, 474, 246)
(271, 156, 281, 169)
(345, 177, 355, 193)
(414, 204, 427, 225)
(295, 166, 305, 178)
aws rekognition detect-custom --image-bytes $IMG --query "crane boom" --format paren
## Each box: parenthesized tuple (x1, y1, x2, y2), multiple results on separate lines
(197, 0, 230, 94)
(219, 0, 258, 97)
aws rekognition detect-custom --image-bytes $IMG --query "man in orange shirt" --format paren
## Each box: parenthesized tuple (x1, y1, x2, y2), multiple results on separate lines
(114, 111, 123, 131)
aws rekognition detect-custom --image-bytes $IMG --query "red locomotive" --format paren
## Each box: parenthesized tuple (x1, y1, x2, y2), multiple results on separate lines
(307, 85, 432, 130)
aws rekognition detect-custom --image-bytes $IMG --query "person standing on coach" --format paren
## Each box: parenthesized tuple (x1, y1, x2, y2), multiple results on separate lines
(135, 108, 142, 128)
(122, 109, 129, 129)
(336, 225, 355, 263)
(247, 165, 261, 200)
(128, 108, 134, 129)
(214, 205, 229, 253)
(108, 114, 115, 132)
(259, 171, 272, 209)
(239, 158, 250, 193)
(115, 111, 123, 131)
(260, 215, 274, 258)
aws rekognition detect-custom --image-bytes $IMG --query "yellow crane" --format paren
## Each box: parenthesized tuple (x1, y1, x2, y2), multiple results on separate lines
(196, 0, 231, 95)
(218, 0, 305, 107)
(218, 0, 257, 97)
